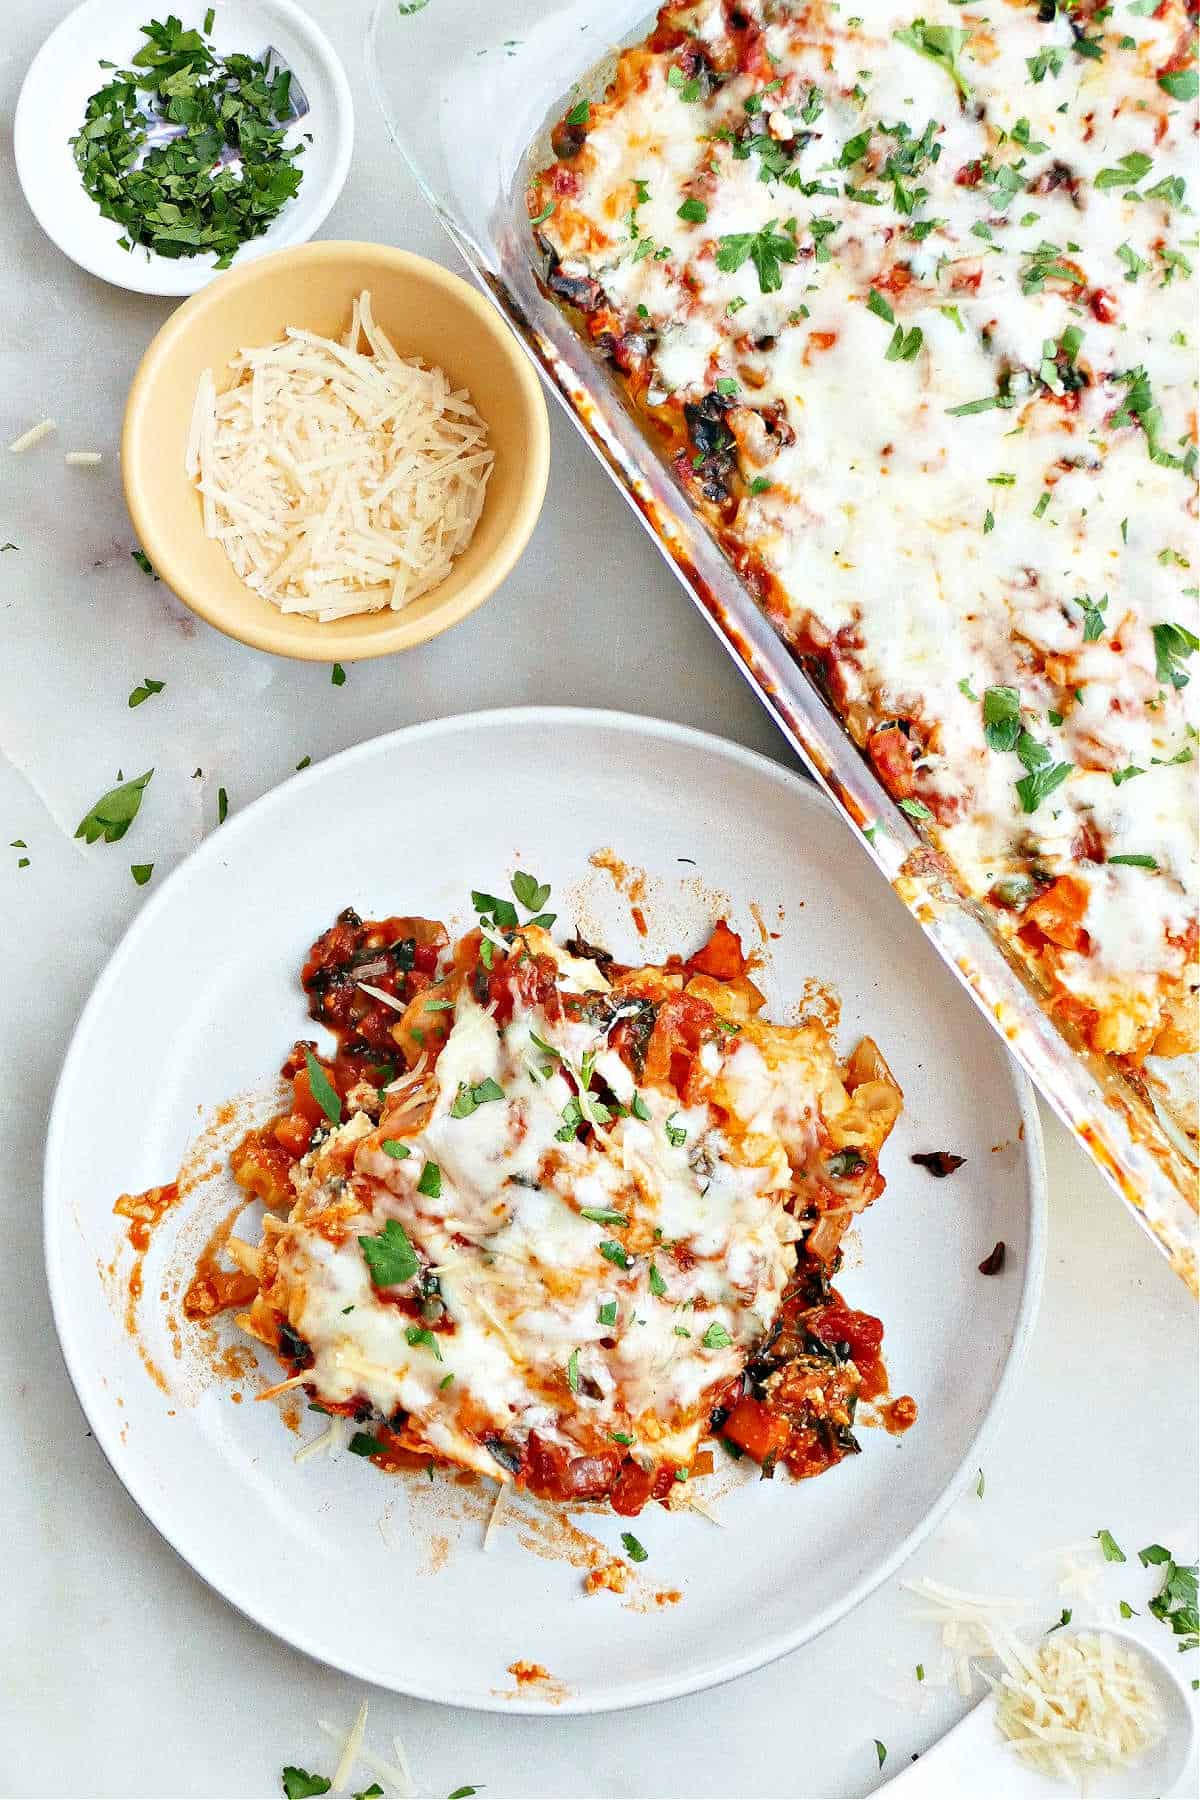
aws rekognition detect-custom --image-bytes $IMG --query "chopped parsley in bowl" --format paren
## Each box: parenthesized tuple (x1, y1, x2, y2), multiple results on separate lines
(71, 13, 305, 270)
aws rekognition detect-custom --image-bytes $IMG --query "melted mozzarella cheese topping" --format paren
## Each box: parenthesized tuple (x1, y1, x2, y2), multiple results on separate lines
(538, 0, 1198, 1057)
(274, 985, 821, 1480)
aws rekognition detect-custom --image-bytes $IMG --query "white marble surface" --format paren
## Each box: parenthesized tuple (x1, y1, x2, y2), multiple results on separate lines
(0, 3, 1195, 1796)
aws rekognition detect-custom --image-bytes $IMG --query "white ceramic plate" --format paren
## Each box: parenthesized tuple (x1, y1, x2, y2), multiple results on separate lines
(44, 709, 1045, 1713)
(14, 0, 353, 297)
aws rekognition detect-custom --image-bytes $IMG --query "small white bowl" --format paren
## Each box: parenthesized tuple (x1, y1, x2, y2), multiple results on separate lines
(14, 0, 353, 297)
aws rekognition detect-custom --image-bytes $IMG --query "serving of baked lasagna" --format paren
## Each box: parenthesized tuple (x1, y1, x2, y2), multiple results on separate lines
(213, 881, 911, 1515)
(529, 0, 1198, 1117)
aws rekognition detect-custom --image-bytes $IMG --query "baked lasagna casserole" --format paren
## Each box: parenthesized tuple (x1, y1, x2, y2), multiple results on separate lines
(529, 0, 1198, 1117)
(216, 888, 912, 1514)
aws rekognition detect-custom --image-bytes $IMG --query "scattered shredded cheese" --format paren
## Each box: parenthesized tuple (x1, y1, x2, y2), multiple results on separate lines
(293, 1412, 348, 1465)
(994, 1632, 1164, 1785)
(483, 1479, 508, 1549)
(255, 1371, 309, 1402)
(331, 1696, 369, 1794)
(357, 979, 408, 1014)
(9, 418, 56, 453)
(189, 289, 493, 620)
(64, 451, 103, 466)
(317, 1716, 414, 1798)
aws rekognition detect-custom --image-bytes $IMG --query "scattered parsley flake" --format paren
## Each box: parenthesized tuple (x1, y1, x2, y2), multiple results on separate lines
(358, 1218, 419, 1287)
(75, 768, 154, 844)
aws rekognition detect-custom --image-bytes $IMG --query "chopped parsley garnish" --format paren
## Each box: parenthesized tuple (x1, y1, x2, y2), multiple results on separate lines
(664, 1112, 687, 1148)
(1159, 69, 1199, 102)
(677, 197, 708, 222)
(72, 17, 305, 270)
(715, 220, 797, 293)
(529, 200, 554, 227)
(898, 796, 933, 821)
(1095, 150, 1153, 192)
(131, 548, 157, 577)
(217, 785, 229, 824)
(867, 288, 895, 324)
(648, 1260, 668, 1297)
(406, 1324, 443, 1361)
(1047, 1607, 1073, 1635)
(565, 99, 590, 127)
(1016, 760, 1072, 813)
(976, 1468, 986, 1498)
(667, 63, 702, 102)
(330, 663, 346, 687)
(566, 1347, 581, 1393)
(281, 1768, 332, 1799)
(1152, 621, 1199, 689)
(1073, 593, 1108, 642)
(128, 676, 164, 708)
(874, 1740, 888, 1770)
(1097, 1529, 1127, 1563)
(1140, 1544, 1199, 1651)
(450, 1077, 505, 1118)
(886, 323, 924, 362)
(417, 1159, 442, 1199)
(598, 1300, 618, 1327)
(75, 768, 154, 844)
(1112, 366, 1193, 471)
(131, 863, 154, 886)
(580, 1206, 629, 1226)
(621, 1531, 649, 1563)
(598, 1239, 631, 1269)
(347, 1433, 387, 1459)
(304, 1050, 341, 1124)
(894, 20, 973, 100)
(358, 1218, 419, 1288)
(702, 1321, 733, 1349)
(1109, 854, 1157, 869)
(1027, 46, 1065, 83)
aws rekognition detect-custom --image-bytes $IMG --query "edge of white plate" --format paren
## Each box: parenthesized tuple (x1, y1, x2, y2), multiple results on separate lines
(13, 0, 355, 297)
(43, 706, 1047, 1714)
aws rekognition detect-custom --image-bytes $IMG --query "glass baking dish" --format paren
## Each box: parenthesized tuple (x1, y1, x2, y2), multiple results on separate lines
(366, 0, 1197, 1289)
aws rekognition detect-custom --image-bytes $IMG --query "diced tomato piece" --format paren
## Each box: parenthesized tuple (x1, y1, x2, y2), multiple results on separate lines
(273, 1111, 315, 1157)
(291, 1065, 333, 1128)
(1020, 875, 1089, 952)
(807, 1304, 884, 1365)
(722, 1395, 792, 1464)
(867, 725, 916, 799)
(642, 992, 717, 1086)
(686, 919, 747, 981)
(610, 1458, 656, 1515)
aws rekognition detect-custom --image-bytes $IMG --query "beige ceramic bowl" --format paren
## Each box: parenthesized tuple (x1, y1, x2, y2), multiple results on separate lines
(122, 241, 550, 659)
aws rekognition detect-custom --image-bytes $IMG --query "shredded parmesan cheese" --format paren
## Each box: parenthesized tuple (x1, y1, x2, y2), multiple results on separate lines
(190, 290, 493, 620)
(64, 451, 103, 466)
(357, 980, 408, 1013)
(9, 418, 56, 453)
(994, 1633, 1165, 1785)
(905, 1581, 1166, 1785)
(317, 1715, 414, 1797)
(331, 1696, 369, 1794)
(483, 1479, 508, 1549)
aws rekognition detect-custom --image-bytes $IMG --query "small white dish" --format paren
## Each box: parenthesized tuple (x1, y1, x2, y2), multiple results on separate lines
(43, 709, 1046, 1711)
(881, 1627, 1196, 1797)
(14, 0, 353, 297)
